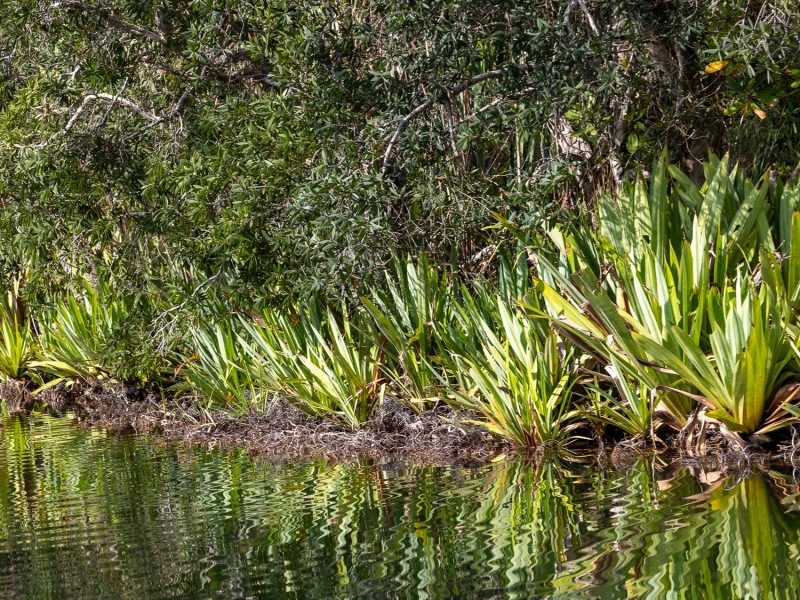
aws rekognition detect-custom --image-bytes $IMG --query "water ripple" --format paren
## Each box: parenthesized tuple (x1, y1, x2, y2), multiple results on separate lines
(2, 410, 800, 598)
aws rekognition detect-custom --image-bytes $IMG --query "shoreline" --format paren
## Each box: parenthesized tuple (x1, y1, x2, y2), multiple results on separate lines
(3, 381, 797, 473)
(3, 382, 510, 465)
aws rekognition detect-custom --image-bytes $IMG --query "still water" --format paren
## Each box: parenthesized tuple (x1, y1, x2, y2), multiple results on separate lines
(1, 407, 799, 599)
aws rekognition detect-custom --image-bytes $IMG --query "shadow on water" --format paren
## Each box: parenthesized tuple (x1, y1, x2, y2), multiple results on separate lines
(1, 407, 800, 599)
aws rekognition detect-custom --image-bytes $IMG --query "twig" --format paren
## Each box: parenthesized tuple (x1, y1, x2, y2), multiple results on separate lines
(381, 63, 533, 172)
(53, 2, 167, 44)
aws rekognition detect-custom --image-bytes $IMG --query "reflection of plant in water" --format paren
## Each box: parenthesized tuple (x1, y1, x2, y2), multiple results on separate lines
(5, 411, 800, 599)
(469, 459, 588, 597)
(703, 474, 800, 599)
(614, 469, 800, 600)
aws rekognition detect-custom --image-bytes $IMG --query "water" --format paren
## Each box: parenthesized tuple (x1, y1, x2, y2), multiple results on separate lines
(1, 408, 800, 599)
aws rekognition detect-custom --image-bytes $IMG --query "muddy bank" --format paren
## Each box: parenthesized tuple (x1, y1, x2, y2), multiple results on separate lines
(3, 382, 510, 465)
(3, 381, 799, 470)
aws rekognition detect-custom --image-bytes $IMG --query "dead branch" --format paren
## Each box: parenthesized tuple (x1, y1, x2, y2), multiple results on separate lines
(119, 88, 192, 144)
(563, 0, 599, 36)
(64, 88, 191, 144)
(52, 2, 167, 45)
(64, 92, 158, 131)
(381, 63, 532, 173)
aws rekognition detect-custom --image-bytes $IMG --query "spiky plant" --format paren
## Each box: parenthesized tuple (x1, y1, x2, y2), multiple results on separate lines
(442, 297, 578, 448)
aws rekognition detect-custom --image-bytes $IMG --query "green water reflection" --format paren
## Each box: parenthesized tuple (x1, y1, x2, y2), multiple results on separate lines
(1, 407, 799, 599)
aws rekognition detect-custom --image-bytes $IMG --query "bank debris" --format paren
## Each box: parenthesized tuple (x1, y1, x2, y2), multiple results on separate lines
(4, 382, 510, 465)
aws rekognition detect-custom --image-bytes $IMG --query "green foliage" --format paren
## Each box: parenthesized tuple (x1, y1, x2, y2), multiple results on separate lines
(634, 262, 797, 435)
(32, 281, 126, 386)
(31, 280, 168, 387)
(530, 155, 800, 439)
(443, 297, 578, 448)
(586, 358, 655, 439)
(1, 0, 798, 301)
(182, 322, 264, 413)
(361, 255, 451, 409)
(241, 306, 384, 430)
(0, 280, 33, 381)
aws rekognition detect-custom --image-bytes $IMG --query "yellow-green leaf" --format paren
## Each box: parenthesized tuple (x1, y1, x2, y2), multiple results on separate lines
(705, 60, 731, 74)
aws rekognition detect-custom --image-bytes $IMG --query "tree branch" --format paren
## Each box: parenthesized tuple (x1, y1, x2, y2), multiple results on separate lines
(381, 63, 532, 173)
(65, 92, 158, 131)
(563, 0, 599, 36)
(119, 88, 192, 144)
(52, 2, 167, 45)
(64, 88, 191, 144)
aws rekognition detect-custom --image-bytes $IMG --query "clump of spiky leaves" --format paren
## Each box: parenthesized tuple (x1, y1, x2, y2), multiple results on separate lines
(0, 279, 34, 381)
(361, 255, 451, 409)
(585, 356, 657, 440)
(634, 258, 799, 437)
(32, 280, 129, 388)
(442, 296, 579, 448)
(181, 321, 266, 412)
(241, 305, 384, 430)
(533, 154, 800, 442)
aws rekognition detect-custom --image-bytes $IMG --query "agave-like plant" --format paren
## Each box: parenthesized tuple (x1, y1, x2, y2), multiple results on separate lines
(0, 280, 33, 381)
(634, 259, 798, 436)
(182, 321, 265, 412)
(442, 297, 578, 448)
(241, 306, 384, 430)
(361, 255, 451, 409)
(585, 356, 656, 439)
(32, 280, 127, 388)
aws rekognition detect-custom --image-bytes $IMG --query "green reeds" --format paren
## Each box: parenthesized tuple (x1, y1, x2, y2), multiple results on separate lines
(241, 306, 384, 430)
(443, 297, 578, 448)
(182, 321, 265, 412)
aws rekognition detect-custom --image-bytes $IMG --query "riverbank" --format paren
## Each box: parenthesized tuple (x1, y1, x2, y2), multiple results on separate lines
(3, 382, 510, 465)
(4, 382, 798, 472)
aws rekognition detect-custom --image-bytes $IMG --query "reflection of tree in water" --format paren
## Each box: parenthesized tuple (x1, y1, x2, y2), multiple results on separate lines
(2, 409, 800, 598)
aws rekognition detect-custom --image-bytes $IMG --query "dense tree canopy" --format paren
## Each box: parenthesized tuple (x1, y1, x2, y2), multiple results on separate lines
(0, 0, 798, 300)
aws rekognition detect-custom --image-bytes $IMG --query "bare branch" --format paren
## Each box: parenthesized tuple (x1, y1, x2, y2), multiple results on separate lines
(52, 2, 167, 45)
(577, 0, 600, 35)
(64, 92, 158, 131)
(381, 63, 532, 173)
(563, 0, 599, 36)
(458, 86, 537, 124)
(119, 88, 192, 144)
(64, 88, 191, 143)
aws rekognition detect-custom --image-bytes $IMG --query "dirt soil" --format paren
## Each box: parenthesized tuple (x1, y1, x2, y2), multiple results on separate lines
(3, 382, 511, 465)
(4, 381, 798, 471)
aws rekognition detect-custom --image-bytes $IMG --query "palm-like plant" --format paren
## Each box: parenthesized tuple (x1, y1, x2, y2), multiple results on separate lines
(634, 261, 797, 436)
(443, 298, 578, 448)
(361, 255, 450, 409)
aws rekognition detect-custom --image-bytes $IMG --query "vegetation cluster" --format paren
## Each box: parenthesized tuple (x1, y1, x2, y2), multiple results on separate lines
(0, 155, 797, 454)
(1, 2, 800, 453)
